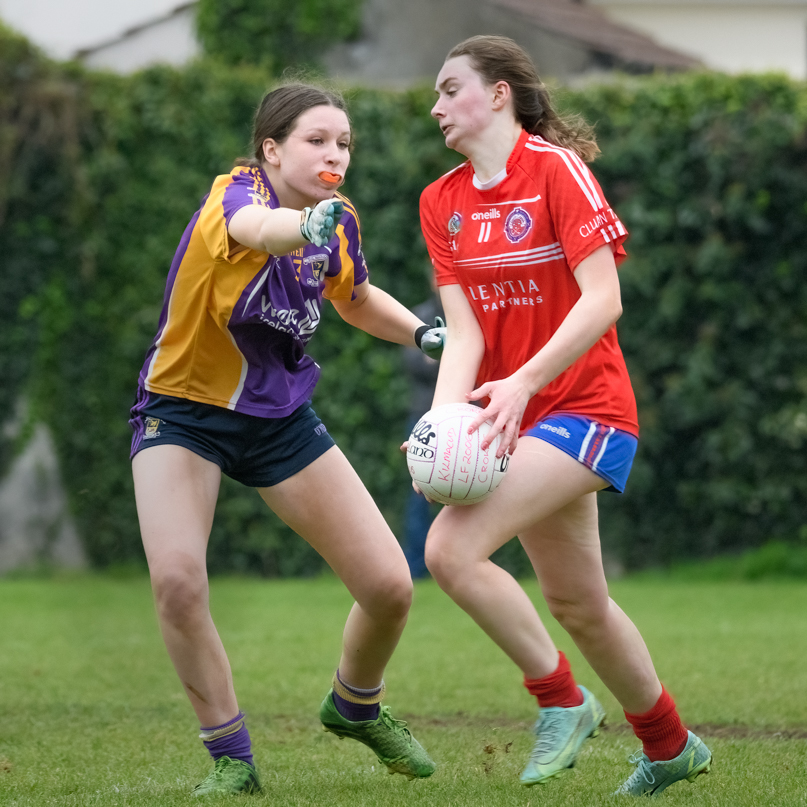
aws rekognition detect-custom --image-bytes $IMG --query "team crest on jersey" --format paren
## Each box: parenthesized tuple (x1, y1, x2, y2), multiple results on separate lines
(448, 212, 463, 236)
(304, 254, 329, 286)
(143, 417, 162, 439)
(504, 207, 532, 243)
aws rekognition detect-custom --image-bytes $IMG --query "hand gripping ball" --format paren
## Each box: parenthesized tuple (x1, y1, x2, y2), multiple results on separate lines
(407, 402, 510, 506)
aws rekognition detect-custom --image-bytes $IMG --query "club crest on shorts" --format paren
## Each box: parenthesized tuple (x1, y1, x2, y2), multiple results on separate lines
(504, 206, 532, 243)
(144, 417, 162, 439)
(447, 212, 462, 236)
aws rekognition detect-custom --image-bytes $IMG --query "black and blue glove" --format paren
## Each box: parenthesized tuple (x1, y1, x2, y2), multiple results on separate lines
(414, 316, 446, 359)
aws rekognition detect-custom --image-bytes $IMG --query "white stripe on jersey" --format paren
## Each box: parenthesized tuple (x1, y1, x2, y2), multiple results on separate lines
(456, 242, 564, 268)
(600, 228, 612, 243)
(226, 330, 249, 410)
(537, 135, 604, 210)
(476, 193, 542, 207)
(525, 137, 603, 211)
(144, 280, 176, 388)
(457, 250, 565, 271)
(436, 161, 470, 182)
(242, 264, 272, 315)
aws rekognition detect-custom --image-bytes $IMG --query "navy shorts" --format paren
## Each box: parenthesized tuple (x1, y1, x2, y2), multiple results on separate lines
(523, 413, 638, 493)
(129, 392, 335, 487)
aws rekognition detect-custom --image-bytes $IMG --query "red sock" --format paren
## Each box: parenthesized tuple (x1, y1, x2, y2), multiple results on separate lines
(625, 687, 689, 762)
(523, 651, 584, 708)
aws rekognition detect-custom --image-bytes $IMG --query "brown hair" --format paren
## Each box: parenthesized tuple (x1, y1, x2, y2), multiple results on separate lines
(446, 36, 600, 162)
(236, 82, 352, 168)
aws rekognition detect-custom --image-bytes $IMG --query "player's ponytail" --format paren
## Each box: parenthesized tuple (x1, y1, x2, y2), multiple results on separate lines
(446, 36, 600, 163)
(236, 82, 352, 169)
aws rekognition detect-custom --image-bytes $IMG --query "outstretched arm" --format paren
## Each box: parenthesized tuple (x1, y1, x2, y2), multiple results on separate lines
(331, 280, 436, 348)
(228, 199, 343, 256)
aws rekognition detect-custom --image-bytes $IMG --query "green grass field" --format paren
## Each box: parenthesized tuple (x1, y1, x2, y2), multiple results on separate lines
(0, 574, 805, 806)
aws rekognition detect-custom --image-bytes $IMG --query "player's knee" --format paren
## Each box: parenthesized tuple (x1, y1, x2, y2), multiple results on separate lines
(151, 561, 208, 627)
(424, 535, 464, 593)
(361, 572, 413, 622)
(545, 594, 607, 638)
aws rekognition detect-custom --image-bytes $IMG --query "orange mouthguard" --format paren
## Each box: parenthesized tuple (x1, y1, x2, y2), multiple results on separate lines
(319, 171, 342, 184)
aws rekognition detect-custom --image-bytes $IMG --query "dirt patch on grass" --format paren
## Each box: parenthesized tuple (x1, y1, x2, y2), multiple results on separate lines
(413, 712, 807, 740)
(264, 711, 807, 740)
(613, 723, 807, 741)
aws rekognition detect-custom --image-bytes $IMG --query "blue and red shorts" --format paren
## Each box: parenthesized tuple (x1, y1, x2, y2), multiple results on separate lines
(523, 413, 638, 493)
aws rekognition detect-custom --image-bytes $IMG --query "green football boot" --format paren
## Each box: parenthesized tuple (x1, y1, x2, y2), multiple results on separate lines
(192, 756, 262, 797)
(614, 730, 712, 796)
(319, 690, 436, 779)
(520, 685, 606, 785)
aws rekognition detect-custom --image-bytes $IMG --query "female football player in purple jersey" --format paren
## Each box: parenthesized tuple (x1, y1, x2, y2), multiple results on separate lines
(129, 82, 442, 796)
(416, 36, 711, 796)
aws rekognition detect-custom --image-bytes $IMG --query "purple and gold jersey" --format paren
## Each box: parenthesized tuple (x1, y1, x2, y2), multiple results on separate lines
(136, 166, 368, 418)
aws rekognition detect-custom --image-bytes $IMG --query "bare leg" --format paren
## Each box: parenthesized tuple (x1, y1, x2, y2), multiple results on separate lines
(259, 446, 413, 688)
(519, 490, 661, 714)
(425, 437, 604, 678)
(425, 436, 661, 712)
(133, 445, 239, 726)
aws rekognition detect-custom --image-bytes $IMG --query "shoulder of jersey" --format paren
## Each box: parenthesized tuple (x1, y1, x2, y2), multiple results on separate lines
(424, 160, 472, 195)
(519, 134, 584, 169)
(335, 191, 361, 229)
(225, 164, 276, 203)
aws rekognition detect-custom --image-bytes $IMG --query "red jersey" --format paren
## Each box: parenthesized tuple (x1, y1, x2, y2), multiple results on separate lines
(420, 130, 638, 436)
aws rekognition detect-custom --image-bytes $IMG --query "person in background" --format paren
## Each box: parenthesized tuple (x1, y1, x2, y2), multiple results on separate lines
(418, 35, 712, 797)
(401, 278, 444, 577)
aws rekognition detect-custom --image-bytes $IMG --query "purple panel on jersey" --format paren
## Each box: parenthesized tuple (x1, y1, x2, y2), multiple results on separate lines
(135, 165, 367, 419)
(137, 207, 203, 390)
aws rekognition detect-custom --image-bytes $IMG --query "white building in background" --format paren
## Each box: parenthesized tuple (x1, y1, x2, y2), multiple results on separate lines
(0, 0, 190, 60)
(3, 0, 806, 80)
(2, 0, 697, 81)
(591, 0, 807, 79)
(76, 2, 198, 72)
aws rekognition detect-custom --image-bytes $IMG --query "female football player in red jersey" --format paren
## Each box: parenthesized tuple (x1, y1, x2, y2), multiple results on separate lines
(130, 83, 441, 796)
(419, 36, 711, 796)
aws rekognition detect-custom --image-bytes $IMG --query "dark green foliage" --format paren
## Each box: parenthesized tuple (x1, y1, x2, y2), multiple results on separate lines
(0, 26, 86, 475)
(2, 25, 805, 574)
(196, 0, 365, 72)
(566, 74, 807, 566)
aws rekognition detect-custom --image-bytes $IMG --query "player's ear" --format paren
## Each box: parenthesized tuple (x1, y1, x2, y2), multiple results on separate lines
(491, 80, 511, 112)
(262, 138, 281, 167)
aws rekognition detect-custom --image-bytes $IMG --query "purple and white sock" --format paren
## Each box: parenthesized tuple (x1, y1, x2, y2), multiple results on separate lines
(199, 711, 254, 766)
(331, 670, 385, 722)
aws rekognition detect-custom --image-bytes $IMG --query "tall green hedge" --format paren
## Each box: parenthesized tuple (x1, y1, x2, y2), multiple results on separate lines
(0, 28, 87, 475)
(574, 75, 807, 566)
(2, 28, 805, 574)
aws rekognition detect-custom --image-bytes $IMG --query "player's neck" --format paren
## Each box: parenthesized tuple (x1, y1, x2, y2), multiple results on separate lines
(466, 119, 523, 184)
(261, 161, 317, 211)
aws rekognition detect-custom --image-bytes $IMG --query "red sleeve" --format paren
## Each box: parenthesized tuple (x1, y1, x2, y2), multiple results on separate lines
(541, 152, 628, 270)
(419, 183, 458, 286)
